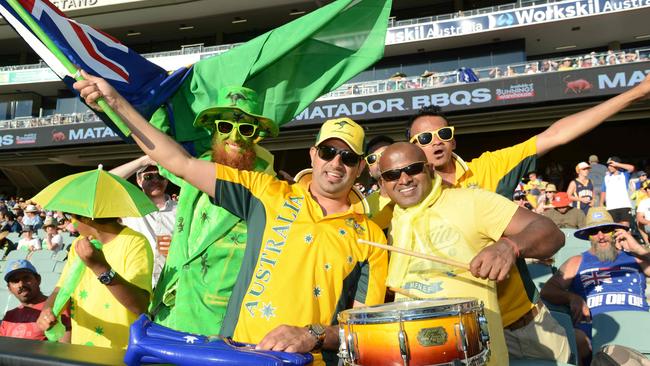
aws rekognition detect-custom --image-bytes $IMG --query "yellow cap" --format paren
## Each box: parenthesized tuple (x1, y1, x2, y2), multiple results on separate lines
(315, 118, 365, 155)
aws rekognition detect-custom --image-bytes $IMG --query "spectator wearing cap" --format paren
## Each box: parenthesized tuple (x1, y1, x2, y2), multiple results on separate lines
(1, 211, 22, 233)
(21, 204, 43, 230)
(535, 183, 557, 213)
(17, 225, 41, 252)
(11, 203, 23, 219)
(567, 162, 595, 215)
(601, 156, 635, 226)
(115, 160, 177, 288)
(42, 217, 63, 253)
(513, 190, 533, 210)
(588, 155, 607, 206)
(0, 230, 17, 259)
(630, 171, 648, 206)
(635, 180, 650, 244)
(1, 259, 71, 341)
(541, 207, 650, 363)
(543, 192, 586, 229)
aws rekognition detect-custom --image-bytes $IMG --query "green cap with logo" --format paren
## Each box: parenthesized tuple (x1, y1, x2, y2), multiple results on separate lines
(193, 86, 279, 138)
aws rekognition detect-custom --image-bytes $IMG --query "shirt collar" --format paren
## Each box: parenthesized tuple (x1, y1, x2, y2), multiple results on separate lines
(452, 152, 471, 184)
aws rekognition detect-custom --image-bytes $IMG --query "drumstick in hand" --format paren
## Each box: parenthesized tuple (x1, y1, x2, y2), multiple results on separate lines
(357, 239, 470, 271)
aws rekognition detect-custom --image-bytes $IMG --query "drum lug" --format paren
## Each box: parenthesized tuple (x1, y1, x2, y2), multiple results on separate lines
(477, 302, 490, 344)
(398, 329, 410, 366)
(347, 329, 358, 364)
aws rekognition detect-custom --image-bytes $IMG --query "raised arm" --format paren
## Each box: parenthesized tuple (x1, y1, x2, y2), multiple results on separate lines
(109, 155, 155, 179)
(536, 74, 650, 156)
(74, 71, 215, 197)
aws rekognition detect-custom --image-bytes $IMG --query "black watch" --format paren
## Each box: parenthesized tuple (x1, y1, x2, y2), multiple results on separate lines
(97, 268, 116, 285)
(306, 324, 326, 351)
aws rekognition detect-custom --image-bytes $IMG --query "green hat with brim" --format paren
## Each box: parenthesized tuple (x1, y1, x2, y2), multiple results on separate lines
(193, 86, 278, 138)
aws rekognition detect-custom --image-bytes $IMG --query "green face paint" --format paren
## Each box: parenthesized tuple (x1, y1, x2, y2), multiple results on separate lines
(212, 111, 259, 154)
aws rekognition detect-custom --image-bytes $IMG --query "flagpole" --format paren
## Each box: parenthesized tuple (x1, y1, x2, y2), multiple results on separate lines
(5, 0, 132, 136)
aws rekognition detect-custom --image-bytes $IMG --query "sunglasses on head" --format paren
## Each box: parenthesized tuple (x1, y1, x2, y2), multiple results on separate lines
(215, 120, 258, 137)
(409, 126, 454, 146)
(380, 161, 427, 182)
(316, 145, 362, 167)
(365, 151, 383, 166)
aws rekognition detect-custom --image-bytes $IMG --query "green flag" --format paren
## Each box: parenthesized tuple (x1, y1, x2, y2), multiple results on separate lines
(151, 0, 392, 155)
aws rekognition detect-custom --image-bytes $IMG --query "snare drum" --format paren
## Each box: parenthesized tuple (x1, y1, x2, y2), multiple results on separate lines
(337, 298, 490, 366)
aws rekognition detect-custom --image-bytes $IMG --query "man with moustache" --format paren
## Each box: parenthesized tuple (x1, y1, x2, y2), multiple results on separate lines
(541, 207, 650, 361)
(378, 142, 567, 365)
(403, 75, 650, 360)
(145, 87, 277, 336)
(1, 260, 71, 341)
(73, 73, 387, 365)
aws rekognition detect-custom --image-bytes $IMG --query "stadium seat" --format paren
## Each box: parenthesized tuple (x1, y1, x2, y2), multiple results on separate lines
(510, 359, 573, 366)
(554, 229, 588, 268)
(549, 310, 579, 365)
(527, 262, 554, 291)
(5, 250, 27, 261)
(30, 258, 56, 274)
(53, 250, 68, 262)
(53, 261, 66, 274)
(29, 250, 54, 261)
(592, 311, 650, 355)
(6, 232, 20, 243)
(40, 272, 61, 295)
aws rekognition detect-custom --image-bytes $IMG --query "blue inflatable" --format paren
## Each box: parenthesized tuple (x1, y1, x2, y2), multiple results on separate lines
(124, 314, 314, 366)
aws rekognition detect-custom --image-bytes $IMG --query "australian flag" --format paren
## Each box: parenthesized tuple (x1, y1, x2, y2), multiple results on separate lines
(0, 0, 188, 140)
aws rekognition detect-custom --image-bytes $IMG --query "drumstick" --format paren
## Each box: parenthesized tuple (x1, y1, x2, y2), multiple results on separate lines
(357, 239, 470, 271)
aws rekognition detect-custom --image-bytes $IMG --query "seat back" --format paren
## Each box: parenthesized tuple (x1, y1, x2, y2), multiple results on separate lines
(592, 311, 650, 355)
(549, 310, 579, 365)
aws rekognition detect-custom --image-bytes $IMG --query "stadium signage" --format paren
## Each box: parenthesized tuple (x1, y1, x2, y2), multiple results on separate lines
(386, 0, 650, 44)
(287, 61, 650, 126)
(0, 121, 120, 151)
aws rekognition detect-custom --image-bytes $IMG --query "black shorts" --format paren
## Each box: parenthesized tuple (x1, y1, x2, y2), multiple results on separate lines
(608, 208, 633, 223)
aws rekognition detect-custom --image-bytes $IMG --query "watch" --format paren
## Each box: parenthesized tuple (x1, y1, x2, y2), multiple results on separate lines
(97, 268, 116, 285)
(306, 324, 326, 351)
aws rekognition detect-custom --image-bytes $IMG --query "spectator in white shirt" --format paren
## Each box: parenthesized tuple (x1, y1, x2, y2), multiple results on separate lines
(42, 217, 63, 253)
(17, 226, 41, 252)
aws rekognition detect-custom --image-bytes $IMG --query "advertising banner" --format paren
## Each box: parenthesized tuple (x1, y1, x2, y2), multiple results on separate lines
(288, 61, 650, 126)
(0, 121, 121, 150)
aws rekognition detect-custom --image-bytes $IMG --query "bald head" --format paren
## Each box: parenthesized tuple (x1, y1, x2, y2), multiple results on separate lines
(378, 142, 428, 173)
(378, 142, 433, 208)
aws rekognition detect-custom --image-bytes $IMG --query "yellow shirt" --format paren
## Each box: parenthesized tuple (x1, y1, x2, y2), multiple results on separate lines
(371, 137, 539, 326)
(388, 180, 516, 366)
(57, 227, 153, 349)
(213, 166, 388, 365)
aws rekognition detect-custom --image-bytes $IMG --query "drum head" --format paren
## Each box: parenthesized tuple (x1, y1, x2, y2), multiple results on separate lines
(339, 298, 478, 324)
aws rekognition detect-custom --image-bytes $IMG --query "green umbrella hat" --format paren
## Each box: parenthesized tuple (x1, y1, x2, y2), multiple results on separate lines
(31, 165, 157, 219)
(193, 86, 279, 138)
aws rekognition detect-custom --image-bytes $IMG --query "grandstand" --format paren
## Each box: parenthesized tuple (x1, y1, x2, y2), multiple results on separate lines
(0, 0, 649, 195)
(1, 1, 650, 364)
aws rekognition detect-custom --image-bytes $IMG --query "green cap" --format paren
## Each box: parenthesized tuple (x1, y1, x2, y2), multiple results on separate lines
(194, 86, 278, 138)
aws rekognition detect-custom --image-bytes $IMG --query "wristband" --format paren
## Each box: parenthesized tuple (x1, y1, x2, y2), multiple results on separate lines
(501, 237, 520, 258)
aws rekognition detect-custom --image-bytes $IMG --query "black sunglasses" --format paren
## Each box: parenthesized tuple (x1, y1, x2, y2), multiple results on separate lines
(215, 120, 258, 137)
(583, 226, 622, 237)
(380, 161, 427, 182)
(316, 145, 362, 167)
(141, 173, 164, 181)
(409, 126, 455, 146)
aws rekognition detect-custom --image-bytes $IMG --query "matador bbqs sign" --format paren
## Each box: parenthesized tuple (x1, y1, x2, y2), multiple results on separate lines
(286, 61, 650, 126)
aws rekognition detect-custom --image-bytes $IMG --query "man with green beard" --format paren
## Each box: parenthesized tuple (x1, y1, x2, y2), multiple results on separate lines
(541, 207, 650, 363)
(140, 86, 277, 336)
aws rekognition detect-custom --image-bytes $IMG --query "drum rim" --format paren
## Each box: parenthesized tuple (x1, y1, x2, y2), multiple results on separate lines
(338, 298, 479, 324)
